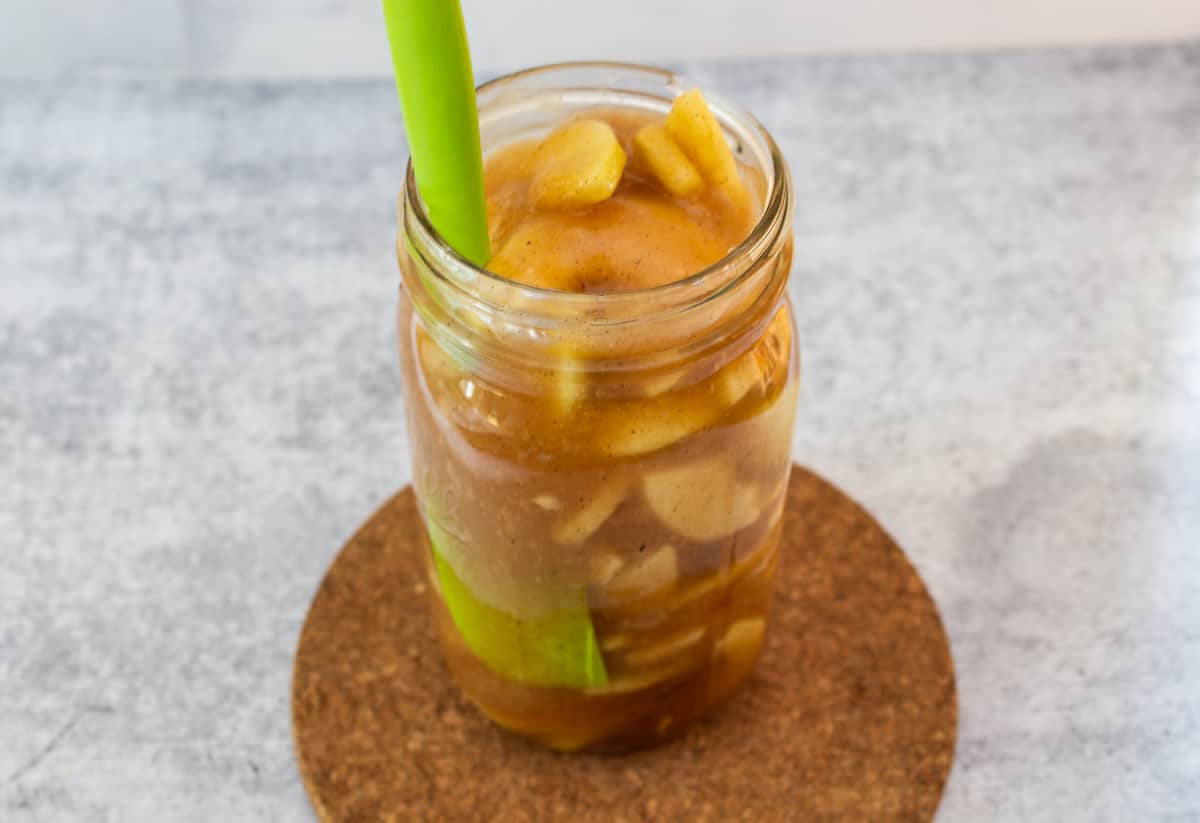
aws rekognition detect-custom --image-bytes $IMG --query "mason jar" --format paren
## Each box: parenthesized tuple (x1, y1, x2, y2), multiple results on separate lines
(396, 63, 797, 752)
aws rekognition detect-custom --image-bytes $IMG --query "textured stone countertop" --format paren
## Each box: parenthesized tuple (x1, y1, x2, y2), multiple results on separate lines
(3, 44, 1200, 821)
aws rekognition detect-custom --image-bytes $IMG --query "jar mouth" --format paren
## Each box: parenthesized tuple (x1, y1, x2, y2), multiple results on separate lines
(403, 61, 792, 325)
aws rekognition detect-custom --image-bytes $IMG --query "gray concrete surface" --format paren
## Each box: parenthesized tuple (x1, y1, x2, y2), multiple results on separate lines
(2, 44, 1199, 821)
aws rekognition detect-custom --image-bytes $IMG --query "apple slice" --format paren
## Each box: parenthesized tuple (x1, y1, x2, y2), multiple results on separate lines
(623, 626, 707, 668)
(634, 123, 704, 198)
(585, 649, 696, 695)
(599, 543, 680, 607)
(599, 394, 717, 458)
(552, 474, 630, 545)
(715, 304, 793, 410)
(486, 218, 580, 291)
(720, 617, 766, 660)
(416, 330, 464, 384)
(600, 632, 632, 653)
(530, 119, 626, 211)
(639, 367, 688, 398)
(588, 551, 625, 587)
(665, 89, 748, 205)
(707, 617, 767, 703)
(547, 343, 587, 416)
(532, 494, 562, 511)
(641, 456, 762, 542)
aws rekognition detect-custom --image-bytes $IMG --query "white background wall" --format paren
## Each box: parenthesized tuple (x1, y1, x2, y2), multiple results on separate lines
(3, 0, 1200, 77)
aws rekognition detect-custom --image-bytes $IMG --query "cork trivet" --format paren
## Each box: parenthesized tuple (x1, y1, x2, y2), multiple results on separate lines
(292, 465, 957, 822)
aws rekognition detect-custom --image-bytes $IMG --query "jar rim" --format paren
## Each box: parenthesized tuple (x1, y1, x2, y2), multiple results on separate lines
(402, 61, 792, 325)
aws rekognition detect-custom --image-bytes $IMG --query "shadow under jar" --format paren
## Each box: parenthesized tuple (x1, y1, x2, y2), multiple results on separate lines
(396, 63, 798, 753)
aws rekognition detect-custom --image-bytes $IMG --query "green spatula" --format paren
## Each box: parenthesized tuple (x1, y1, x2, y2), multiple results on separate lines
(383, 0, 489, 266)
(381, 0, 606, 687)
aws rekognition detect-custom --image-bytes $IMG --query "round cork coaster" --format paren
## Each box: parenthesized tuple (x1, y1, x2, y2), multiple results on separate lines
(292, 466, 957, 822)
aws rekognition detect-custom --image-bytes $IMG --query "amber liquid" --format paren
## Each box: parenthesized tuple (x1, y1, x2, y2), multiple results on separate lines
(398, 109, 797, 751)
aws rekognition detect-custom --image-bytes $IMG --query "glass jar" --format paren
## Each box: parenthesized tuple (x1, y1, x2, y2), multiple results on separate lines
(396, 63, 797, 752)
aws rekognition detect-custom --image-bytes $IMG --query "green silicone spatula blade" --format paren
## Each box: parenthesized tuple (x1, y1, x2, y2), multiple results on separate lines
(426, 517, 607, 689)
(382, 0, 490, 266)
(381, 0, 607, 687)
(420, 504, 608, 688)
